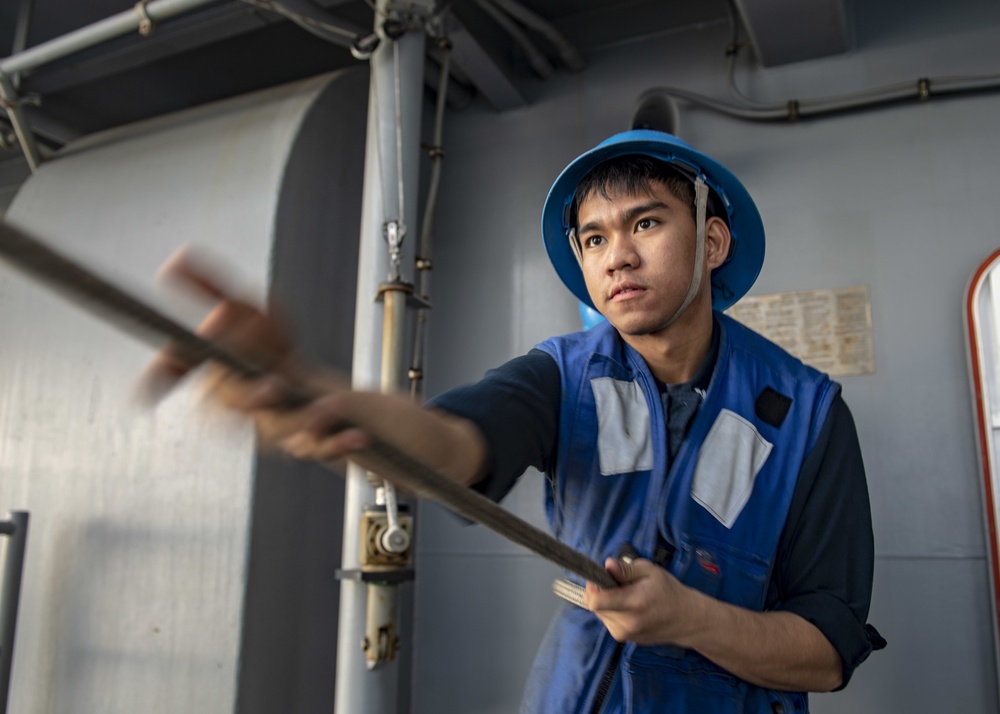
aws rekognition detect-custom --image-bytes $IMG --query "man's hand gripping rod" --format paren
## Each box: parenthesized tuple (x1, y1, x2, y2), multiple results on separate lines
(0, 220, 618, 589)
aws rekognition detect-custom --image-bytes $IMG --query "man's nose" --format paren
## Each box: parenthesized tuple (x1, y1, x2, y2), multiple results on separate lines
(606, 234, 639, 271)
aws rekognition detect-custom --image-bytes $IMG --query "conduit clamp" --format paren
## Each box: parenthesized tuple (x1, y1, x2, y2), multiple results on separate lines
(786, 99, 801, 122)
(0, 91, 40, 111)
(917, 78, 931, 101)
(135, 0, 156, 36)
(375, 280, 431, 310)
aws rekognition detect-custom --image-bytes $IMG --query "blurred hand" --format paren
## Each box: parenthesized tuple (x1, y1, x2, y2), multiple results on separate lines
(136, 248, 339, 451)
(135, 249, 488, 485)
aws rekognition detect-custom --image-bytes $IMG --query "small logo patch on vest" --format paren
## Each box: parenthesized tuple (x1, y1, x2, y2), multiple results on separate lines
(755, 387, 793, 428)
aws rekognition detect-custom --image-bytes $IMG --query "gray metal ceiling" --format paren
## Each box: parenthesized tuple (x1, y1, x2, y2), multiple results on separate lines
(2, 0, 990, 166)
(0, 0, 823, 146)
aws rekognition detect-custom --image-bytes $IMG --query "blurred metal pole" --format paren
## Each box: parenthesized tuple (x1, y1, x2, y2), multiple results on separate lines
(335, 0, 431, 711)
(0, 511, 29, 714)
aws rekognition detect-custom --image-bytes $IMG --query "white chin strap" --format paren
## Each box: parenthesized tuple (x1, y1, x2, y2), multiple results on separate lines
(567, 178, 709, 325)
(664, 177, 708, 327)
(568, 226, 583, 267)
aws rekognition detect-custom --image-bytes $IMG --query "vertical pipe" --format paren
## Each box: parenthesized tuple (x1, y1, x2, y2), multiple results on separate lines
(409, 37, 450, 400)
(381, 289, 407, 392)
(0, 511, 29, 714)
(335, 2, 427, 711)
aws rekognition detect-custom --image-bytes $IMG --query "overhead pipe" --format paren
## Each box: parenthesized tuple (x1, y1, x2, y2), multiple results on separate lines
(645, 0, 1000, 122)
(489, 0, 584, 72)
(639, 10, 1000, 125)
(475, 0, 553, 79)
(240, 0, 373, 51)
(0, 0, 221, 171)
(0, 0, 219, 77)
(641, 70, 1000, 123)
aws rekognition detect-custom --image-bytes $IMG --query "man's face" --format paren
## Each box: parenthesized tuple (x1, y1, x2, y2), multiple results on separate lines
(575, 180, 704, 336)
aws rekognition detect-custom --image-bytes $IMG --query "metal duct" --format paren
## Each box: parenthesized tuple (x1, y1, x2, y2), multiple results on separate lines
(0, 67, 367, 713)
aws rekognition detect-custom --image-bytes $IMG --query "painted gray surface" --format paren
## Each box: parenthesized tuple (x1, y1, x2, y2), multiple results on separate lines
(0, 70, 366, 713)
(237, 67, 368, 714)
(417, 14, 1000, 714)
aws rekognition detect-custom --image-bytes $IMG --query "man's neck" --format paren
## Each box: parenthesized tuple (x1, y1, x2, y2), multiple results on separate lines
(621, 307, 715, 385)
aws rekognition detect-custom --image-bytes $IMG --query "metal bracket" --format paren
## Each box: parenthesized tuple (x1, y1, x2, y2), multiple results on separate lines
(334, 568, 415, 584)
(375, 280, 432, 309)
(0, 74, 42, 171)
(359, 506, 413, 568)
(134, 0, 156, 36)
(383, 220, 406, 281)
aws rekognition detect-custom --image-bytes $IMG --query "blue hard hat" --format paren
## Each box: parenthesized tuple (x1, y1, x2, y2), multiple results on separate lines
(541, 130, 765, 312)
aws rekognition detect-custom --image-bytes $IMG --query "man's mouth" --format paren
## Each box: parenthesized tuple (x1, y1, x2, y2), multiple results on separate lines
(610, 282, 645, 300)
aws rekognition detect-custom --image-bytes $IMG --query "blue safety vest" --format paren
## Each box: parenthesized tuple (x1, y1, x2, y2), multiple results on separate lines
(525, 313, 839, 714)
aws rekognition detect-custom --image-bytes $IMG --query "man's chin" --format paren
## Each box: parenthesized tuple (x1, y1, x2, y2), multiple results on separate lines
(606, 315, 670, 337)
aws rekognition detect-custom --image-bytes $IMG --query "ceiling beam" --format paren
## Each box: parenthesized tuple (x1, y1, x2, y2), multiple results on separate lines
(732, 0, 851, 67)
(446, 13, 525, 111)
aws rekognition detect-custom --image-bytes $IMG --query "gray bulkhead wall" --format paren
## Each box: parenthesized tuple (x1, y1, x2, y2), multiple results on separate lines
(416, 12, 1000, 714)
(0, 68, 367, 713)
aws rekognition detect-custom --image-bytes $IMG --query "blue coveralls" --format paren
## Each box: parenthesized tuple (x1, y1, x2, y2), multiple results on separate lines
(524, 313, 839, 714)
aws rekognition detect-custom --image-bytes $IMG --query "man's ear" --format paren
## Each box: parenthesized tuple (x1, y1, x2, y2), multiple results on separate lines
(704, 217, 732, 271)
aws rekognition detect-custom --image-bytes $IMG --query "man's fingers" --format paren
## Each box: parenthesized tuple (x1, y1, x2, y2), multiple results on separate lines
(158, 246, 234, 302)
(606, 555, 635, 585)
(134, 349, 194, 405)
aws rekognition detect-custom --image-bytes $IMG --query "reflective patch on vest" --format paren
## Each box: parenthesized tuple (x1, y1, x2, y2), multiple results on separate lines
(692, 409, 773, 528)
(590, 377, 654, 475)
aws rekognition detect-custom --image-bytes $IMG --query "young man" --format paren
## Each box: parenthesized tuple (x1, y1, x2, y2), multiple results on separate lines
(148, 130, 881, 713)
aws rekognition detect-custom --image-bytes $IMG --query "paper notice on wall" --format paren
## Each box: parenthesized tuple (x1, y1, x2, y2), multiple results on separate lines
(725, 285, 875, 377)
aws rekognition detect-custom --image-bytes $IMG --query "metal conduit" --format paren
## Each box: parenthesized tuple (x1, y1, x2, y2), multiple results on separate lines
(0, 0, 219, 76)
(0, 0, 221, 171)
(644, 73, 1000, 123)
(409, 35, 451, 401)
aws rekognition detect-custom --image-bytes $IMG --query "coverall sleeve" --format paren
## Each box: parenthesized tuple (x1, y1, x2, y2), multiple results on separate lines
(427, 349, 561, 503)
(768, 394, 882, 688)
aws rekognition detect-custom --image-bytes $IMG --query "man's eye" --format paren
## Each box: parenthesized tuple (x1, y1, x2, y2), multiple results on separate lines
(584, 235, 605, 248)
(636, 218, 657, 231)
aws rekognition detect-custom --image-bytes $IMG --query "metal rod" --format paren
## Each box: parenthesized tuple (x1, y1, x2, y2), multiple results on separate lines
(0, 220, 622, 590)
(0, 75, 42, 171)
(0, 511, 29, 714)
(0, 0, 219, 77)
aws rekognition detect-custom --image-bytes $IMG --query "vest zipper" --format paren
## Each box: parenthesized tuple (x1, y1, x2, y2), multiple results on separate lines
(589, 642, 624, 714)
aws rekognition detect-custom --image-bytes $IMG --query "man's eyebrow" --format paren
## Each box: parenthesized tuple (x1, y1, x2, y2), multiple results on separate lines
(577, 199, 671, 235)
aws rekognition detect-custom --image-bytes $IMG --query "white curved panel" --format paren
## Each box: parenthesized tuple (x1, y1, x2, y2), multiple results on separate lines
(0, 70, 366, 714)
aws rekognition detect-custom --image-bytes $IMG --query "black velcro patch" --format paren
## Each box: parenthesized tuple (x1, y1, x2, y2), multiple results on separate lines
(755, 387, 792, 428)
